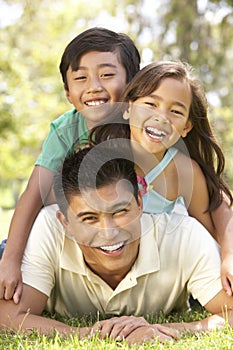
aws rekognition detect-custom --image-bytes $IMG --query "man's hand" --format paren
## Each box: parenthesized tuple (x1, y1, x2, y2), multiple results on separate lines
(90, 315, 149, 340)
(126, 324, 179, 345)
(90, 316, 179, 344)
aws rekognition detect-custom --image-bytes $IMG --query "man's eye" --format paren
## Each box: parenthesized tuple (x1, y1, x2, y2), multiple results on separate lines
(113, 209, 128, 217)
(81, 216, 98, 223)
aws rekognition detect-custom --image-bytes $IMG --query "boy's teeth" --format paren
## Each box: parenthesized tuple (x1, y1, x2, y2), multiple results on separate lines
(85, 100, 105, 106)
(100, 241, 124, 252)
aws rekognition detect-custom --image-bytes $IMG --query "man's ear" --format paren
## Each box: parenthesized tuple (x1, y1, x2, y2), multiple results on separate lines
(181, 120, 193, 138)
(56, 210, 74, 238)
(56, 210, 69, 229)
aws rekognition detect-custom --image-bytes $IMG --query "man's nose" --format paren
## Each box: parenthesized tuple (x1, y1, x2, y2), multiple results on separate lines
(99, 217, 119, 238)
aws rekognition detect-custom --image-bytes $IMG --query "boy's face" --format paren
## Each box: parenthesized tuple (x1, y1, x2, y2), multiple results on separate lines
(65, 51, 127, 129)
(57, 181, 142, 284)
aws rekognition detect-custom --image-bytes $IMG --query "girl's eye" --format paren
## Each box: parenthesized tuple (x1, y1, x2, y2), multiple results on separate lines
(144, 102, 156, 107)
(171, 109, 184, 116)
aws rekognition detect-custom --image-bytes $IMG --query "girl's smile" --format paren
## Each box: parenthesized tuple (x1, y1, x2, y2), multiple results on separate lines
(124, 77, 193, 161)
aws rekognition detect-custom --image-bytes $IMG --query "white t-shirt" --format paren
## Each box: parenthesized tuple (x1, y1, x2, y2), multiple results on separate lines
(22, 205, 222, 318)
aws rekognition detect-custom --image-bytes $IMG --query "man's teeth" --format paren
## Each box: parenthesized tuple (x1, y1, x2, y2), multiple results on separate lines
(146, 127, 166, 138)
(100, 241, 124, 252)
(85, 100, 105, 106)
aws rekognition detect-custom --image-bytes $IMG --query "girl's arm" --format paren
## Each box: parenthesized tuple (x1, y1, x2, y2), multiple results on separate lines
(211, 198, 233, 296)
(0, 165, 54, 303)
(183, 159, 233, 296)
(182, 160, 216, 237)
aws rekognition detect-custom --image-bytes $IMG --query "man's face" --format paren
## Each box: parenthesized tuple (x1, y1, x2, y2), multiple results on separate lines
(57, 181, 142, 282)
(65, 50, 127, 129)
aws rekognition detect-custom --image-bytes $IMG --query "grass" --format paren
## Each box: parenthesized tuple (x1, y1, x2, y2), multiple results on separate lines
(1, 310, 233, 349)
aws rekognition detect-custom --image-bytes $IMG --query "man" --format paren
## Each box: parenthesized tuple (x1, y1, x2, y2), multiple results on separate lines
(0, 142, 232, 345)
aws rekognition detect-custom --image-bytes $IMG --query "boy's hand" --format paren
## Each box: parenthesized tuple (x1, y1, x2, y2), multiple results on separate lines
(0, 257, 23, 304)
(221, 253, 233, 296)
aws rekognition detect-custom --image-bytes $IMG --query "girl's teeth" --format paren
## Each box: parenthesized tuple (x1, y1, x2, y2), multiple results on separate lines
(146, 127, 166, 136)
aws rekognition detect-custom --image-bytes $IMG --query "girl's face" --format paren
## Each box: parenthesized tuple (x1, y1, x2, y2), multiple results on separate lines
(124, 77, 193, 161)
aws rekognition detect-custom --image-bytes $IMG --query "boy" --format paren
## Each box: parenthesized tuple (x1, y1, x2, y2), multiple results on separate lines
(0, 27, 140, 303)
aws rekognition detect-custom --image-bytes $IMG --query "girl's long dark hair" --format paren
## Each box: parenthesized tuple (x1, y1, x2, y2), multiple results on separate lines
(90, 61, 232, 211)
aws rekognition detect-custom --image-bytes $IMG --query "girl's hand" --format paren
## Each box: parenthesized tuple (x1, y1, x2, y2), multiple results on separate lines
(221, 253, 233, 296)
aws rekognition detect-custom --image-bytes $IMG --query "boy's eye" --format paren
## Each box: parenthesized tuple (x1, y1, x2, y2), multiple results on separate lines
(74, 76, 86, 81)
(100, 73, 115, 78)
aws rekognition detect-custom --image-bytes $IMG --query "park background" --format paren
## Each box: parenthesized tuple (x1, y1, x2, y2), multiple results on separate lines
(0, 0, 233, 238)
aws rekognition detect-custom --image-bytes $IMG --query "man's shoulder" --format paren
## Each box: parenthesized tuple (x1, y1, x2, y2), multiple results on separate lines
(36, 205, 62, 230)
(142, 212, 212, 240)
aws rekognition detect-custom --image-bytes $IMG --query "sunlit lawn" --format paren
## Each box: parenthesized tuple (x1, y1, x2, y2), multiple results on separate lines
(1, 310, 233, 349)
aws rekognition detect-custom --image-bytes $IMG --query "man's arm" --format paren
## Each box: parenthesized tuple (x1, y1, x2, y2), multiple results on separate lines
(0, 284, 90, 337)
(157, 289, 233, 334)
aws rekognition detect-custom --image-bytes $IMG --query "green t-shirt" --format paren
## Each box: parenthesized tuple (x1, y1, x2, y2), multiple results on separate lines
(36, 109, 89, 173)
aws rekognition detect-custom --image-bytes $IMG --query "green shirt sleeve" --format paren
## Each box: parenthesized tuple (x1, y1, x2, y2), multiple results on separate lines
(35, 109, 89, 173)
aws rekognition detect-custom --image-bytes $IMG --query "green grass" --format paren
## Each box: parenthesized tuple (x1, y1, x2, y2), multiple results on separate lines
(1, 310, 233, 349)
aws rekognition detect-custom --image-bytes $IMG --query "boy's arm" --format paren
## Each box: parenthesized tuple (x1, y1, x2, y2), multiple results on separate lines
(211, 198, 233, 296)
(0, 165, 54, 303)
(0, 284, 90, 337)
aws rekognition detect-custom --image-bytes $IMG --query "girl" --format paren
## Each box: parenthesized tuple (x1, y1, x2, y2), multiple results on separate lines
(90, 60, 233, 296)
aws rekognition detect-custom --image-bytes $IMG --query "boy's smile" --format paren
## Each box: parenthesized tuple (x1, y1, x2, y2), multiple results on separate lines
(65, 51, 127, 129)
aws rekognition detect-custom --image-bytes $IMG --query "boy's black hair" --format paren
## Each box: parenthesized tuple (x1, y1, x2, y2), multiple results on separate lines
(54, 141, 138, 217)
(60, 27, 140, 90)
